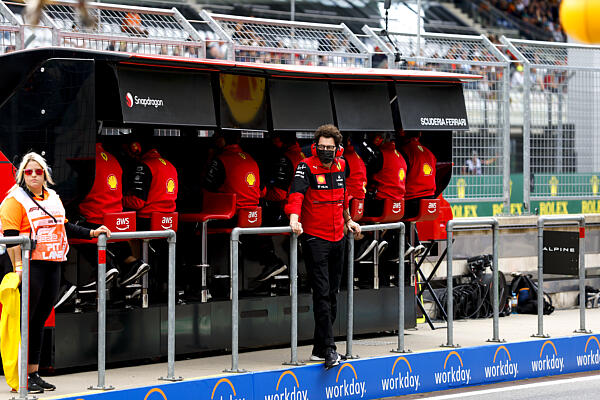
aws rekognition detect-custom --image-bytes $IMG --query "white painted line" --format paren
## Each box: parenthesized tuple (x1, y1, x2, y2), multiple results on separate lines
(423, 374, 600, 399)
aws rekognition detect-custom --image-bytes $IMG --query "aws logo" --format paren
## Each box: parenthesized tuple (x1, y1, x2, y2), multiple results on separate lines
(263, 370, 307, 400)
(211, 378, 245, 400)
(380, 356, 421, 393)
(107, 174, 118, 190)
(433, 351, 471, 385)
(483, 345, 518, 379)
(324, 363, 366, 399)
(392, 202, 402, 214)
(576, 336, 600, 367)
(531, 340, 564, 373)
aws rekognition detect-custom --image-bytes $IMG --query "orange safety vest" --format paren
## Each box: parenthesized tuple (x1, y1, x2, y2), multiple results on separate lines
(4, 187, 69, 262)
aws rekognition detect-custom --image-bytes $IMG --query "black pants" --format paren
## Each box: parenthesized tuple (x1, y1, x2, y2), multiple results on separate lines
(301, 234, 345, 353)
(27, 261, 61, 365)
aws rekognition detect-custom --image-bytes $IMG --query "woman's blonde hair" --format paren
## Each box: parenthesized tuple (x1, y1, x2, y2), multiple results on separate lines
(14, 152, 55, 188)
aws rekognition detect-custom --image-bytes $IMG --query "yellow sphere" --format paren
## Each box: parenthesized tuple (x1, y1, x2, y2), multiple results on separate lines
(560, 0, 600, 44)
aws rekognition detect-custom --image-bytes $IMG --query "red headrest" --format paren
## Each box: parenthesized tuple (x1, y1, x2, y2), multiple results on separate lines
(237, 207, 262, 228)
(103, 212, 136, 232)
(150, 212, 179, 232)
(419, 199, 440, 221)
(380, 199, 404, 222)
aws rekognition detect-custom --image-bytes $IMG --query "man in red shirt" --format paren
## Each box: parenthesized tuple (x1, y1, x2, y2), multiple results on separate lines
(286, 124, 360, 369)
(204, 132, 286, 283)
(343, 136, 367, 210)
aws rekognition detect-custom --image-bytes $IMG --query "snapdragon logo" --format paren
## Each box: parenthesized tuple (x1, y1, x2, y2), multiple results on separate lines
(484, 345, 518, 379)
(531, 340, 564, 373)
(324, 363, 366, 399)
(211, 378, 246, 400)
(434, 351, 471, 385)
(264, 370, 307, 400)
(125, 92, 164, 109)
(576, 336, 600, 367)
(381, 356, 421, 393)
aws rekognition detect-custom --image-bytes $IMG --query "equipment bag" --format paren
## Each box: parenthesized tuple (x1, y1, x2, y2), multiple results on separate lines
(510, 274, 554, 315)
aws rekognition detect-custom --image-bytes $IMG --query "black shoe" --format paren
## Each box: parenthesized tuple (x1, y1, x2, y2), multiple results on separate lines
(28, 372, 52, 392)
(311, 348, 347, 362)
(324, 348, 341, 369)
(120, 260, 150, 286)
(255, 263, 287, 282)
(54, 284, 77, 309)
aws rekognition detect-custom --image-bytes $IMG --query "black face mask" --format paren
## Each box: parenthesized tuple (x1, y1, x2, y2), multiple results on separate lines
(316, 148, 335, 165)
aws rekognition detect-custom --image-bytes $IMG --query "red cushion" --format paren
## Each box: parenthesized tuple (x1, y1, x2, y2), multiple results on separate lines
(150, 212, 179, 232)
(350, 199, 364, 222)
(361, 199, 404, 223)
(180, 192, 237, 223)
(403, 198, 440, 222)
(237, 207, 262, 228)
(103, 211, 137, 232)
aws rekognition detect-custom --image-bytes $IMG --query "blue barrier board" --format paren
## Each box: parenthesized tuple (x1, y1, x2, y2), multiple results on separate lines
(59, 334, 600, 400)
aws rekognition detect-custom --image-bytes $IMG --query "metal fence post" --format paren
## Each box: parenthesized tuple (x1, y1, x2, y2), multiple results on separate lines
(16, 237, 32, 400)
(225, 228, 245, 373)
(392, 222, 409, 353)
(284, 233, 304, 365)
(575, 218, 590, 334)
(160, 232, 182, 381)
(142, 240, 149, 308)
(534, 217, 550, 338)
(89, 234, 113, 391)
(487, 220, 504, 342)
(442, 222, 458, 348)
(345, 232, 358, 359)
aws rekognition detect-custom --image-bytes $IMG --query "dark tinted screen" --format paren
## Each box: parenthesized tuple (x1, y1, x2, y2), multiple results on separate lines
(332, 82, 394, 131)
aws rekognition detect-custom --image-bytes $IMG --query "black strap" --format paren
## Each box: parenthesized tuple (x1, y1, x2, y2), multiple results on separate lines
(22, 186, 58, 224)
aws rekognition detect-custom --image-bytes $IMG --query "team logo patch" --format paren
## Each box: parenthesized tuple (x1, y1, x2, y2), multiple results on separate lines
(107, 174, 118, 190)
(394, 149, 400, 157)
(423, 163, 432, 176)
(159, 158, 167, 166)
(418, 145, 424, 152)
(166, 178, 176, 193)
(362, 181, 367, 193)
(100, 152, 108, 162)
(239, 152, 247, 160)
(336, 161, 341, 171)
(399, 169, 406, 182)
(316, 175, 326, 185)
(246, 172, 256, 187)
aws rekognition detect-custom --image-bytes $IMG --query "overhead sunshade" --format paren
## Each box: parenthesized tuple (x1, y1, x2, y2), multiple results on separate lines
(269, 79, 334, 131)
(220, 73, 268, 131)
(395, 83, 469, 131)
(116, 67, 216, 126)
(332, 82, 394, 132)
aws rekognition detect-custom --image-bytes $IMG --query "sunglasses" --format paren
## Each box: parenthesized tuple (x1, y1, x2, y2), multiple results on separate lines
(24, 169, 44, 176)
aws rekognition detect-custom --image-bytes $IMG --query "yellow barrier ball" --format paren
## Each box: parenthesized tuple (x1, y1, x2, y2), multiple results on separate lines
(560, 0, 600, 44)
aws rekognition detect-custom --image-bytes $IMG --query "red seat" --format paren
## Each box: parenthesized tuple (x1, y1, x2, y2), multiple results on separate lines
(69, 211, 137, 244)
(417, 196, 452, 241)
(403, 198, 440, 222)
(361, 198, 404, 224)
(237, 207, 262, 228)
(150, 212, 179, 232)
(179, 192, 237, 224)
(350, 198, 364, 222)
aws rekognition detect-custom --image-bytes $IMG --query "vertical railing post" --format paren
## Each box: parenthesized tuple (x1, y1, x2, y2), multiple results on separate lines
(488, 221, 503, 342)
(284, 233, 304, 365)
(17, 238, 32, 400)
(392, 223, 409, 353)
(89, 234, 113, 391)
(575, 218, 590, 334)
(345, 232, 358, 359)
(225, 228, 245, 373)
(142, 240, 149, 308)
(533, 219, 549, 338)
(160, 231, 182, 381)
(442, 222, 458, 348)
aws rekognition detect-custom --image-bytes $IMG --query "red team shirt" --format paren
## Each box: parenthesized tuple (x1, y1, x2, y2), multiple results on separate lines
(372, 142, 407, 200)
(401, 138, 437, 200)
(216, 144, 261, 209)
(344, 144, 367, 201)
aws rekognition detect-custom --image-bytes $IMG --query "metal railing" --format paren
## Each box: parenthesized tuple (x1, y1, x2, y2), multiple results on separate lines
(91, 230, 180, 392)
(200, 11, 371, 67)
(534, 215, 589, 338)
(0, 1, 22, 53)
(444, 218, 500, 348)
(1, 236, 31, 400)
(502, 37, 600, 210)
(363, 27, 511, 209)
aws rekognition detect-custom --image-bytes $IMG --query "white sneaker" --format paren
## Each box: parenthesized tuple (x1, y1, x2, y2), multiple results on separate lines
(404, 246, 415, 257)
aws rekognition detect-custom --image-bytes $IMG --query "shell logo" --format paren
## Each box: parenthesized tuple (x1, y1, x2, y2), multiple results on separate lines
(166, 178, 176, 194)
(107, 174, 118, 190)
(159, 158, 167, 166)
(126, 92, 134, 108)
(423, 163, 433, 176)
(316, 175, 326, 185)
(246, 172, 256, 187)
(399, 169, 405, 182)
(100, 152, 108, 162)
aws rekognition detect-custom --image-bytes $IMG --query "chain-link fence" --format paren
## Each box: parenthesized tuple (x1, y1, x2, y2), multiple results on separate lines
(502, 38, 600, 208)
(200, 11, 370, 68)
(39, 0, 205, 58)
(364, 27, 510, 206)
(0, 1, 22, 53)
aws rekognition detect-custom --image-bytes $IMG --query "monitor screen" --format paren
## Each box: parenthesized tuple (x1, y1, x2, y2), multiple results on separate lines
(332, 82, 394, 131)
(220, 73, 268, 131)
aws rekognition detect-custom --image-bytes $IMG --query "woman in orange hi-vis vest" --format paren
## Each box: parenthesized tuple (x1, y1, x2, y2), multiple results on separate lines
(0, 152, 110, 394)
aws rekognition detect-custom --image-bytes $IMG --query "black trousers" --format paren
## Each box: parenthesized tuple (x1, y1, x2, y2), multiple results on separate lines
(27, 261, 61, 365)
(301, 234, 345, 353)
